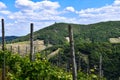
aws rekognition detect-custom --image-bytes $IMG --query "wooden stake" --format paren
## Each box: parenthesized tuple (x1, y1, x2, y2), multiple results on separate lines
(68, 25, 77, 80)
(18, 46, 20, 54)
(87, 57, 90, 78)
(26, 46, 28, 54)
(10, 45, 12, 52)
(34, 46, 36, 54)
(1, 19, 5, 80)
(30, 23, 34, 61)
(99, 55, 102, 80)
(78, 52, 81, 71)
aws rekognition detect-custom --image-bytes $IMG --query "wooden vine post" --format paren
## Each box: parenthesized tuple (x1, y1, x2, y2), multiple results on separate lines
(68, 25, 77, 80)
(10, 45, 12, 52)
(99, 55, 102, 80)
(18, 46, 20, 54)
(26, 46, 28, 54)
(1, 19, 5, 80)
(30, 23, 34, 61)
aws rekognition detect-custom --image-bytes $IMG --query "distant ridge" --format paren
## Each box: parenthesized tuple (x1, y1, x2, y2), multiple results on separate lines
(11, 21, 120, 45)
(0, 36, 19, 43)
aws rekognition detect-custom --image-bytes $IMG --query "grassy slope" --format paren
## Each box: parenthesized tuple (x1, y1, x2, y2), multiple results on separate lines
(3, 40, 46, 54)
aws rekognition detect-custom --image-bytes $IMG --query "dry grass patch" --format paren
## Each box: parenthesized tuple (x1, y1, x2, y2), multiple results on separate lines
(109, 37, 120, 43)
(0, 40, 47, 55)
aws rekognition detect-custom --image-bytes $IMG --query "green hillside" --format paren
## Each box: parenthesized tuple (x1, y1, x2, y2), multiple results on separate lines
(12, 21, 120, 45)
(5, 21, 120, 80)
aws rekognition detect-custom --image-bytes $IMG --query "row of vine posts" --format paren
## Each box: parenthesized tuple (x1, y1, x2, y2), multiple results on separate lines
(1, 19, 78, 80)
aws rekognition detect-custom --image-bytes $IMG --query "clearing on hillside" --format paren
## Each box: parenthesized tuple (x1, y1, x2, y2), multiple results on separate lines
(109, 37, 120, 43)
(0, 40, 47, 55)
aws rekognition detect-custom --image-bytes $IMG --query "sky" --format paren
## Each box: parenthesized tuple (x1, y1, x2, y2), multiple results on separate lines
(0, 0, 120, 36)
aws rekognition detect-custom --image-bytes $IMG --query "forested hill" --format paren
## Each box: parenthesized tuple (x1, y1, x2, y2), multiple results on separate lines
(0, 36, 18, 43)
(12, 21, 120, 44)
(5, 21, 120, 80)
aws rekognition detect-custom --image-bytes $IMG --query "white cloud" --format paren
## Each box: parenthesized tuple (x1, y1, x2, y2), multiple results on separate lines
(0, 10, 11, 15)
(8, 11, 26, 20)
(0, 2, 7, 9)
(5, 22, 30, 36)
(65, 6, 75, 12)
(114, 0, 120, 5)
(1, 0, 120, 36)
(0, 0, 69, 36)
(13, 0, 61, 21)
(1, 0, 79, 36)
(15, 0, 60, 10)
(76, 0, 120, 24)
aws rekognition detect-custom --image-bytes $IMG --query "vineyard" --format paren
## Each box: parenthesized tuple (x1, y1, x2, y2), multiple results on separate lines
(0, 50, 105, 80)
(0, 19, 120, 80)
(0, 40, 46, 55)
(0, 19, 103, 80)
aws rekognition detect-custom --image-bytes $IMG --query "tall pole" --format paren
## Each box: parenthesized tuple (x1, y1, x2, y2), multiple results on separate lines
(26, 46, 28, 54)
(10, 45, 12, 52)
(87, 56, 90, 79)
(99, 55, 102, 80)
(78, 57, 81, 71)
(68, 25, 77, 80)
(1, 19, 5, 80)
(30, 23, 34, 61)
(18, 46, 20, 54)
(2, 19, 5, 51)
(77, 52, 81, 71)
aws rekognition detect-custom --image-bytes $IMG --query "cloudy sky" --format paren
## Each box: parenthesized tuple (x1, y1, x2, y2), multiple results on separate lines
(0, 0, 120, 36)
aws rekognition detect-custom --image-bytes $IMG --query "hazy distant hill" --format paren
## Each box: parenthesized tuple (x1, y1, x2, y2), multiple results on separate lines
(0, 36, 18, 43)
(12, 21, 120, 45)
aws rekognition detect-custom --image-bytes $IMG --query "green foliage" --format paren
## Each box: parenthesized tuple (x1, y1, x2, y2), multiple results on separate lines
(1, 21, 120, 80)
(77, 71, 106, 80)
(0, 51, 73, 80)
(12, 21, 120, 45)
(44, 42, 120, 80)
(0, 50, 105, 80)
(76, 43, 120, 80)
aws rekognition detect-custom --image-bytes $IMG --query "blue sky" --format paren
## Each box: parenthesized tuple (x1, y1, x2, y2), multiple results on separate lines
(0, 0, 120, 36)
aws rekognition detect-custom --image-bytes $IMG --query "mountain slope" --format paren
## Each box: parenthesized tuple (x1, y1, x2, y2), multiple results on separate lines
(12, 21, 120, 44)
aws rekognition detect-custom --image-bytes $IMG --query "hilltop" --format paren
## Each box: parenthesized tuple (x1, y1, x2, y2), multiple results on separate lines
(11, 21, 120, 44)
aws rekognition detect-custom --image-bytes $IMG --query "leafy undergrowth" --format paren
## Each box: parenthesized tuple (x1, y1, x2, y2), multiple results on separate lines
(0, 50, 105, 80)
